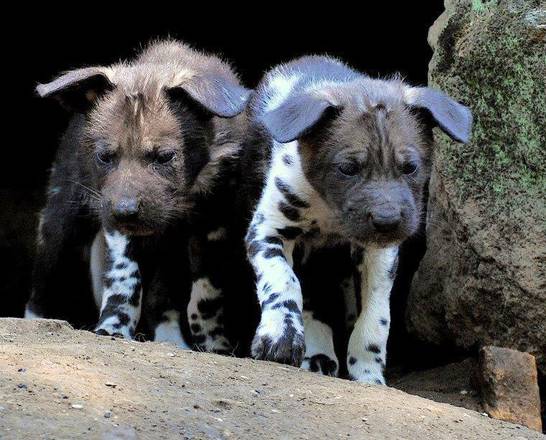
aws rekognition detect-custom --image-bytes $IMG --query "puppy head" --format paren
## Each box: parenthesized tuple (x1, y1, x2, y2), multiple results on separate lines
(262, 76, 472, 246)
(37, 41, 249, 236)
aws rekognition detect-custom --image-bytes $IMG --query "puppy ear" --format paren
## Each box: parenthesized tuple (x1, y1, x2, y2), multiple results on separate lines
(261, 94, 338, 144)
(171, 73, 250, 118)
(405, 87, 472, 143)
(36, 67, 114, 113)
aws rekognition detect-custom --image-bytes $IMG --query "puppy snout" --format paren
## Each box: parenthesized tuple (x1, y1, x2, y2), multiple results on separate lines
(112, 197, 140, 221)
(370, 210, 401, 233)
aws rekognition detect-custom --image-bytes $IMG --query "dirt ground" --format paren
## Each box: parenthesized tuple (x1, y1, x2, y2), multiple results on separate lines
(0, 319, 542, 440)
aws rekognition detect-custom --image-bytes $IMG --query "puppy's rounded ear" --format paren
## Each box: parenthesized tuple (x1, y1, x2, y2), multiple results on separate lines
(404, 87, 473, 143)
(36, 67, 114, 113)
(169, 73, 250, 118)
(261, 94, 339, 144)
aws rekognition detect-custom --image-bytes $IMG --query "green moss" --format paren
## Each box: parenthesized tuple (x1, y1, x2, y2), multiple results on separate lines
(431, 2, 546, 225)
(471, 0, 497, 13)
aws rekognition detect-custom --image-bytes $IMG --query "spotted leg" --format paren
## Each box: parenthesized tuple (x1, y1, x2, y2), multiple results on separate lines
(246, 215, 305, 366)
(94, 229, 142, 339)
(301, 310, 339, 376)
(187, 229, 233, 354)
(347, 245, 398, 385)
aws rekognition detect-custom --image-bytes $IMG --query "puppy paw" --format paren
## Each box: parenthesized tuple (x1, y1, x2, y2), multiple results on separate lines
(251, 311, 305, 366)
(193, 335, 233, 355)
(302, 353, 339, 377)
(94, 323, 133, 340)
(347, 364, 386, 385)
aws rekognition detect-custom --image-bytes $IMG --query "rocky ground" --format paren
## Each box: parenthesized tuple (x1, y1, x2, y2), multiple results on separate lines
(0, 319, 543, 440)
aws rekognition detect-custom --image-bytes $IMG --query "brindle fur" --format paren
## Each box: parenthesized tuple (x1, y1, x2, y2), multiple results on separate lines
(27, 40, 250, 347)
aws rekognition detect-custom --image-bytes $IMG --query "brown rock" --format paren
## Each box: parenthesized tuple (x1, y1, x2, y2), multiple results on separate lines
(477, 345, 542, 432)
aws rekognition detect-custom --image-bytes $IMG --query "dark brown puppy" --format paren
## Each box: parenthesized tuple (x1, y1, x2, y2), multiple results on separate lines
(26, 40, 249, 350)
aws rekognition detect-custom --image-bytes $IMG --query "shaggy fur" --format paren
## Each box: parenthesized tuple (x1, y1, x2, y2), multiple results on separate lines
(240, 55, 472, 383)
(26, 40, 250, 351)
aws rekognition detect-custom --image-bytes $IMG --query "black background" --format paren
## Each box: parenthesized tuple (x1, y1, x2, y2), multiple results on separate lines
(2, 4, 446, 365)
(4, 4, 443, 189)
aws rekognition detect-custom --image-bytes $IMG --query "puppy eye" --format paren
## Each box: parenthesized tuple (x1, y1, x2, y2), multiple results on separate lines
(155, 151, 176, 165)
(96, 150, 115, 165)
(401, 161, 419, 175)
(338, 161, 362, 177)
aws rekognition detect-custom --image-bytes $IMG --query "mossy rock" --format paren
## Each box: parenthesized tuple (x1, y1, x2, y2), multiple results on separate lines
(408, 0, 546, 373)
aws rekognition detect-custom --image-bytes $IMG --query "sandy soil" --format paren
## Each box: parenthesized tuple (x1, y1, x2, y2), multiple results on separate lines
(0, 318, 542, 440)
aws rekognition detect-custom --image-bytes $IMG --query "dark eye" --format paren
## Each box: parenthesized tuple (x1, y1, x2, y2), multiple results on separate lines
(401, 161, 419, 175)
(155, 151, 176, 165)
(96, 150, 115, 165)
(338, 161, 361, 177)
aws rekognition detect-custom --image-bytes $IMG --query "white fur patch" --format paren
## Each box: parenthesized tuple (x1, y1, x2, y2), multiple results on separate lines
(187, 277, 231, 352)
(264, 74, 301, 112)
(301, 311, 339, 376)
(154, 310, 190, 349)
(95, 230, 142, 339)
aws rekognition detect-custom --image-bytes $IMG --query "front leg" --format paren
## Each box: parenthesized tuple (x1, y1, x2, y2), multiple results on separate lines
(187, 229, 233, 354)
(95, 229, 142, 339)
(347, 245, 398, 385)
(246, 214, 305, 366)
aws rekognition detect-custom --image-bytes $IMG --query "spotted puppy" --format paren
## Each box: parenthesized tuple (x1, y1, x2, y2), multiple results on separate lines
(243, 56, 472, 383)
(26, 40, 249, 351)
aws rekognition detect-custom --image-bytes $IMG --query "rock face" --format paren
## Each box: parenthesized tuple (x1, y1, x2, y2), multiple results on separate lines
(1, 318, 543, 440)
(477, 346, 542, 432)
(407, 0, 546, 373)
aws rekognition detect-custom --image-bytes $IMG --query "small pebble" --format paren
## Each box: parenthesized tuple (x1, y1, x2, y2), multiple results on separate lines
(104, 411, 112, 419)
(459, 390, 468, 395)
(167, 352, 175, 357)
(105, 382, 117, 388)
(71, 404, 83, 410)
(17, 368, 26, 373)
(17, 384, 27, 389)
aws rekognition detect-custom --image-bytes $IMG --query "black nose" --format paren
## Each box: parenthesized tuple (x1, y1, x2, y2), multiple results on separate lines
(371, 213, 401, 233)
(112, 198, 139, 220)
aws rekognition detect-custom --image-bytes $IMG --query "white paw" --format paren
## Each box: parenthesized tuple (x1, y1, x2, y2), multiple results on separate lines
(252, 310, 305, 366)
(301, 353, 339, 377)
(95, 320, 133, 340)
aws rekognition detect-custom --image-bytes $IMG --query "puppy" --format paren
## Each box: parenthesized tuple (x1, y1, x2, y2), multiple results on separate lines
(26, 40, 250, 351)
(241, 56, 472, 383)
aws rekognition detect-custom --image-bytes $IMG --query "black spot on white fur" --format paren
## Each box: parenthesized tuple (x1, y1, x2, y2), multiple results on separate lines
(306, 354, 337, 376)
(278, 201, 300, 222)
(263, 247, 285, 259)
(275, 177, 310, 209)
